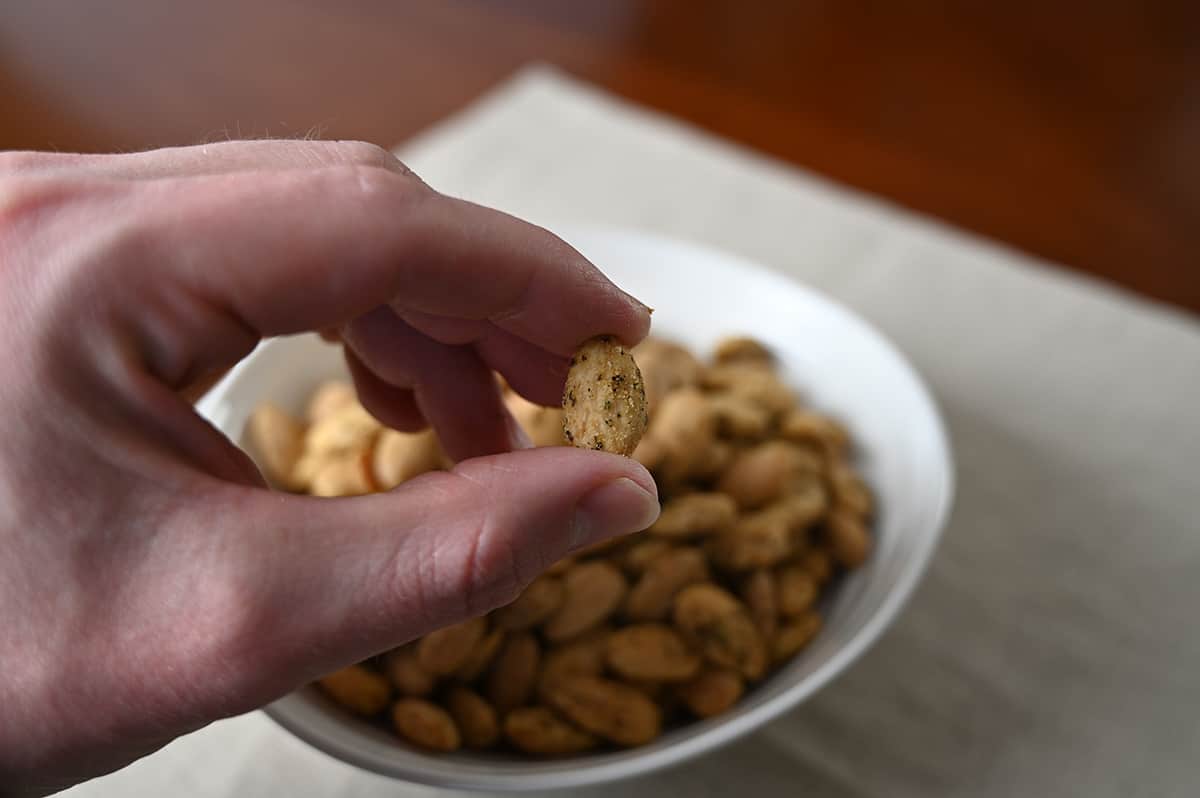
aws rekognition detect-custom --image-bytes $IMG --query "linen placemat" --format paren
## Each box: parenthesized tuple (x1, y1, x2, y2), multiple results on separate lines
(64, 65, 1200, 798)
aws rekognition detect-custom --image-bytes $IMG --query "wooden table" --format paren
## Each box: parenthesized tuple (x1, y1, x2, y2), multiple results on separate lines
(3, 1, 1197, 314)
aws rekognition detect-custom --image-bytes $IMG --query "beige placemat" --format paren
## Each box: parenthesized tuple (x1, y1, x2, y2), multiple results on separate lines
(63, 66, 1200, 798)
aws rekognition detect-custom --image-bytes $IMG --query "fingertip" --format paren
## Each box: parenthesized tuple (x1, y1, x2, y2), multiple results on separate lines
(453, 446, 657, 502)
(571, 476, 661, 550)
(621, 294, 654, 346)
(622, 457, 658, 500)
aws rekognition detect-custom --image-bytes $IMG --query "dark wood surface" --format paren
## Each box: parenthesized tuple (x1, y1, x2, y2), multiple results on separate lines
(3, 1, 1197, 314)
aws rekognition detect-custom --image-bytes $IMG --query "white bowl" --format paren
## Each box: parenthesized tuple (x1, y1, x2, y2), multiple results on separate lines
(197, 227, 954, 791)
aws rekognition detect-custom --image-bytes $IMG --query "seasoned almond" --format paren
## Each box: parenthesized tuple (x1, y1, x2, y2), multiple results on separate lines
(392, 698, 461, 752)
(799, 547, 833, 586)
(673, 584, 767, 680)
(445, 687, 500, 749)
(826, 509, 871, 568)
(606, 624, 701, 683)
(416, 616, 487, 676)
(620, 539, 674, 575)
(562, 335, 648, 456)
(538, 627, 612, 696)
(318, 665, 391, 716)
(741, 569, 779, 640)
(453, 628, 505, 683)
(712, 336, 774, 366)
(544, 561, 627, 641)
(718, 441, 822, 510)
(776, 564, 818, 617)
(624, 547, 709, 621)
(773, 611, 822, 663)
(493, 576, 565, 631)
(648, 492, 738, 539)
(384, 647, 435, 697)
(543, 675, 662, 747)
(706, 512, 796, 572)
(676, 668, 744, 718)
(486, 632, 541, 714)
(504, 707, 597, 755)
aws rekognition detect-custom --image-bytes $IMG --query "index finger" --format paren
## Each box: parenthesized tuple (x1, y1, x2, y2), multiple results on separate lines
(122, 165, 651, 358)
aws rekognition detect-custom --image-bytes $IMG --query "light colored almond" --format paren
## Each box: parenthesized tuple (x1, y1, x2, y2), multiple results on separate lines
(308, 452, 374, 497)
(633, 337, 703, 415)
(507, 392, 566, 447)
(245, 403, 305, 490)
(305, 380, 356, 424)
(304, 402, 380, 458)
(371, 428, 442, 489)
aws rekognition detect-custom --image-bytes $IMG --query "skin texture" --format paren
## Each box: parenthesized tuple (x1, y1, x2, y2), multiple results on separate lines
(0, 140, 660, 796)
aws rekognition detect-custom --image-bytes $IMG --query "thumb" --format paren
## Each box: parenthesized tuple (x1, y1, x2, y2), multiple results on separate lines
(210, 447, 659, 708)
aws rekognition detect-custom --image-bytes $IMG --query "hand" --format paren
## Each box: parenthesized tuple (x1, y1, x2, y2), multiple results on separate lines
(0, 141, 660, 795)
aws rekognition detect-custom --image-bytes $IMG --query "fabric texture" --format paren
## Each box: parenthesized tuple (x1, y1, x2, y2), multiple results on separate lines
(64, 66, 1200, 798)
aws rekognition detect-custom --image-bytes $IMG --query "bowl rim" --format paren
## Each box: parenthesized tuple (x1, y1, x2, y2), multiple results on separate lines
(216, 226, 954, 790)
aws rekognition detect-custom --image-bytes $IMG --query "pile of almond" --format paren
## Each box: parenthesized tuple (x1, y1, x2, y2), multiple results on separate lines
(246, 335, 873, 755)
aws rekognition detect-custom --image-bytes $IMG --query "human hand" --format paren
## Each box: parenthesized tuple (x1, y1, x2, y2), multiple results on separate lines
(0, 141, 659, 795)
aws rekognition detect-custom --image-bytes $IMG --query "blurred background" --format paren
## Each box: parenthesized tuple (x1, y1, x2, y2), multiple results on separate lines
(2, 0, 1197, 313)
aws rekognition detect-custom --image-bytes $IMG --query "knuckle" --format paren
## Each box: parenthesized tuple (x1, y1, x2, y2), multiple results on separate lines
(315, 140, 419, 182)
(390, 471, 526, 626)
(330, 140, 402, 171)
(332, 162, 429, 209)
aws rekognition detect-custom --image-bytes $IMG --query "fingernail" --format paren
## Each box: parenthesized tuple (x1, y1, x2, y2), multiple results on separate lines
(617, 287, 653, 317)
(570, 477, 661, 550)
(504, 409, 534, 450)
